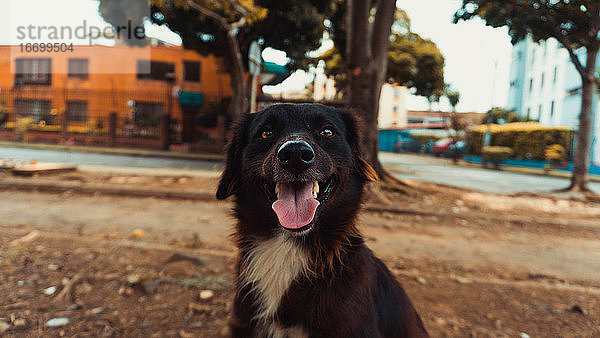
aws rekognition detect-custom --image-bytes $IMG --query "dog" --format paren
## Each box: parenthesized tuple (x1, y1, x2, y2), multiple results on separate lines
(217, 104, 428, 337)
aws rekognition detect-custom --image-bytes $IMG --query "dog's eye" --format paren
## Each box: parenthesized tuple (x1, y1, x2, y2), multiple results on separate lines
(320, 128, 334, 137)
(260, 129, 274, 139)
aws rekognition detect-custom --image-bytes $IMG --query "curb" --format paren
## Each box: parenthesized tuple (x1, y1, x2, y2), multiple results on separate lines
(0, 141, 225, 162)
(382, 152, 600, 183)
(456, 161, 600, 183)
(0, 178, 216, 201)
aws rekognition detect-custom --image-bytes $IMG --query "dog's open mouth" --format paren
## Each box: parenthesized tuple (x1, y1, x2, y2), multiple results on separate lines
(265, 180, 334, 231)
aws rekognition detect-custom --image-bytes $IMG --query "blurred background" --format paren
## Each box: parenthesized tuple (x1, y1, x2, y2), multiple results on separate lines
(0, 0, 599, 336)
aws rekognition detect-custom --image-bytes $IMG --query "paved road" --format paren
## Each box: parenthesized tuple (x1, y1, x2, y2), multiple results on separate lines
(0, 146, 222, 171)
(380, 152, 600, 194)
(2, 146, 599, 194)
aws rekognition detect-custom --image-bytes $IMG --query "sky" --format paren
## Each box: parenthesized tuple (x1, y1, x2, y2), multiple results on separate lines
(400, 0, 512, 112)
(0, 0, 513, 113)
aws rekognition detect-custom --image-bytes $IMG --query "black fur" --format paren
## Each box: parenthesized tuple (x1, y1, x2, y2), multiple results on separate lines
(217, 104, 428, 337)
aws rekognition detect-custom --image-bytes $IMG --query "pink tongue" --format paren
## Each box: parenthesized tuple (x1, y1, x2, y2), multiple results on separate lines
(272, 182, 320, 229)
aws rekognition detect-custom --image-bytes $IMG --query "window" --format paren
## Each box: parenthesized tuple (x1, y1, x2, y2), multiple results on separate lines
(540, 73, 544, 90)
(134, 102, 163, 126)
(550, 101, 555, 118)
(542, 41, 547, 59)
(184, 61, 201, 82)
(553, 66, 558, 83)
(529, 78, 533, 93)
(526, 108, 531, 120)
(530, 49, 536, 65)
(137, 60, 175, 82)
(66, 101, 88, 122)
(68, 59, 89, 79)
(14, 99, 52, 123)
(538, 104, 542, 118)
(14, 58, 52, 86)
(514, 51, 522, 60)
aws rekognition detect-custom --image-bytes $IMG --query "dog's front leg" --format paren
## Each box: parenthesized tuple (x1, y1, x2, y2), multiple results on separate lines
(229, 284, 259, 337)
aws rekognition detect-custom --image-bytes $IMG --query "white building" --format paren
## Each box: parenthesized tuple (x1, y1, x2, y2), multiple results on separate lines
(312, 73, 337, 101)
(378, 83, 408, 129)
(312, 75, 408, 129)
(507, 36, 600, 165)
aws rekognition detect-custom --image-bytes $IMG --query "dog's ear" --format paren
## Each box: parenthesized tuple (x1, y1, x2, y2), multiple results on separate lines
(357, 157, 379, 182)
(339, 110, 378, 182)
(216, 113, 255, 200)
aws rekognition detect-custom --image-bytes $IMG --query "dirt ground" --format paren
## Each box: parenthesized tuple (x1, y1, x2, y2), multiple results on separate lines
(1, 169, 600, 337)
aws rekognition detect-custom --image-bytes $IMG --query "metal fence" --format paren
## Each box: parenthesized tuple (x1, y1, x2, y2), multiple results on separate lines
(0, 87, 226, 152)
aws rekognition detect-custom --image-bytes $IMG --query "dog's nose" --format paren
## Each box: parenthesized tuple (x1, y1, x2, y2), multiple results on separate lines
(278, 140, 315, 170)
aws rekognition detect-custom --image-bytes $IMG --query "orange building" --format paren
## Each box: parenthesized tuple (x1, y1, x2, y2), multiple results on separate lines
(0, 43, 232, 143)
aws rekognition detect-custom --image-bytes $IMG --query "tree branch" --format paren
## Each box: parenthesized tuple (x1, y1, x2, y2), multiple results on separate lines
(503, 0, 586, 76)
(187, 0, 231, 30)
(591, 1, 600, 44)
(187, 0, 248, 35)
(555, 33, 586, 76)
(230, 0, 249, 17)
(229, 0, 248, 30)
(345, 0, 353, 64)
(371, 0, 396, 62)
(346, 0, 371, 68)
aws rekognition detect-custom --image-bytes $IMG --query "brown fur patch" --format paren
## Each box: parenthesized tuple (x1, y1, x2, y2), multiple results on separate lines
(359, 157, 379, 182)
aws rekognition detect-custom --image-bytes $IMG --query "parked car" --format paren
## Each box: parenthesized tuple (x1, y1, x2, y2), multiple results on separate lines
(392, 131, 417, 153)
(431, 138, 453, 156)
(444, 140, 465, 158)
(394, 138, 422, 153)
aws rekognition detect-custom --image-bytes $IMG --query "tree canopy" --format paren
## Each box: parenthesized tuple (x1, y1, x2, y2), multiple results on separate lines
(484, 107, 520, 124)
(98, 0, 328, 71)
(387, 32, 445, 98)
(320, 7, 445, 99)
(444, 86, 460, 110)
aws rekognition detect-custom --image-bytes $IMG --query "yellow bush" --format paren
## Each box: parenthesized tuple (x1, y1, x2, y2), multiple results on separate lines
(466, 122, 573, 160)
(545, 144, 566, 163)
(482, 146, 513, 162)
(28, 124, 61, 132)
(16, 117, 34, 133)
(22, 124, 109, 134)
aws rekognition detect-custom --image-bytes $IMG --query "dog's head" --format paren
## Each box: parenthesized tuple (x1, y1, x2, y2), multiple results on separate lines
(217, 104, 376, 237)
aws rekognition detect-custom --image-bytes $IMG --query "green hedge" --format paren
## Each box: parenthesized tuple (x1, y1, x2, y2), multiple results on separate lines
(482, 146, 513, 162)
(465, 122, 573, 160)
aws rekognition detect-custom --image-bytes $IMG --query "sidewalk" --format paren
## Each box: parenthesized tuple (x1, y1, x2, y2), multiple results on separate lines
(0, 141, 224, 161)
(460, 155, 600, 183)
(2, 141, 599, 184)
(0, 164, 219, 201)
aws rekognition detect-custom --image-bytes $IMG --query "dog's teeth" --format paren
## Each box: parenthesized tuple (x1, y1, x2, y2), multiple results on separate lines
(275, 183, 280, 199)
(312, 181, 319, 198)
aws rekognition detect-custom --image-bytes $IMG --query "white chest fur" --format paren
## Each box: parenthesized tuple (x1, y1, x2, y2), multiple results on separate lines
(240, 233, 309, 333)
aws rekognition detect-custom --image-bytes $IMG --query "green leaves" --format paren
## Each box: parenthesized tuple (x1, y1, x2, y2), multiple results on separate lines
(388, 33, 445, 97)
(98, 0, 328, 71)
(454, 0, 599, 50)
(320, 6, 445, 99)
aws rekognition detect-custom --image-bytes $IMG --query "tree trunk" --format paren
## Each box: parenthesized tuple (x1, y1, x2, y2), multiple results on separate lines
(226, 30, 248, 120)
(569, 46, 598, 192)
(185, 1, 248, 121)
(346, 0, 396, 178)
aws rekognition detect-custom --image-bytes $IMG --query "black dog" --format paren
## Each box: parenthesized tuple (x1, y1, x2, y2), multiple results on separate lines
(217, 104, 428, 337)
